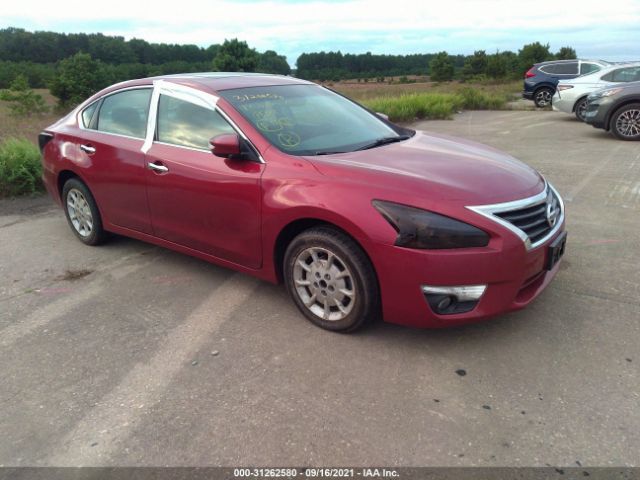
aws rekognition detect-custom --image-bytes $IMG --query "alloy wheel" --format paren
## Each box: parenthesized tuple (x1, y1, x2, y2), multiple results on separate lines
(576, 100, 587, 121)
(535, 89, 552, 107)
(292, 247, 356, 321)
(66, 188, 93, 237)
(615, 108, 640, 139)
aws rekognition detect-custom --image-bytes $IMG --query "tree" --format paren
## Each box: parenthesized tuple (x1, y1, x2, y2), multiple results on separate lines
(213, 39, 259, 72)
(518, 42, 553, 74)
(556, 47, 577, 60)
(0, 74, 49, 116)
(486, 52, 508, 79)
(461, 50, 488, 79)
(429, 51, 454, 82)
(49, 53, 110, 107)
(257, 50, 291, 75)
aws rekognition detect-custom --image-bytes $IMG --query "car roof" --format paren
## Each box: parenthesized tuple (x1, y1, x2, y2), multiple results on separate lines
(102, 72, 313, 97)
(535, 59, 609, 66)
(579, 61, 640, 74)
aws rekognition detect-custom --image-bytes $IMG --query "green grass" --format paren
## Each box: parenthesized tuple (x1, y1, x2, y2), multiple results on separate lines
(361, 87, 511, 122)
(0, 137, 43, 197)
(363, 93, 463, 121)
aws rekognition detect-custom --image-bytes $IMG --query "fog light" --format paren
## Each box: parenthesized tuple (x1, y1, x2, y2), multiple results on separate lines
(437, 296, 453, 311)
(421, 284, 486, 315)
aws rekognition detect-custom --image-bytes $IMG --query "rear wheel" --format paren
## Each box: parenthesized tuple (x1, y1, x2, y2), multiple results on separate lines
(574, 97, 588, 122)
(62, 178, 108, 245)
(284, 226, 380, 332)
(610, 103, 640, 140)
(534, 87, 553, 108)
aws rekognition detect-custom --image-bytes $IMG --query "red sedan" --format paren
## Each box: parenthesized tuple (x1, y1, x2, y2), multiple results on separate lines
(39, 73, 566, 332)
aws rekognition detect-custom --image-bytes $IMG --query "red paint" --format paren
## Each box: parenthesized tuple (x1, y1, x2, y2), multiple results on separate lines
(41, 74, 565, 328)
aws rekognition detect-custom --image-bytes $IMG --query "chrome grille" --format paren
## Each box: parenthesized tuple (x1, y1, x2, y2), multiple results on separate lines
(467, 183, 564, 250)
(496, 189, 560, 244)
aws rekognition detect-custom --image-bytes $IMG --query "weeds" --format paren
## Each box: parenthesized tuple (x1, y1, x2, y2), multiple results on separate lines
(0, 137, 43, 196)
(361, 87, 511, 122)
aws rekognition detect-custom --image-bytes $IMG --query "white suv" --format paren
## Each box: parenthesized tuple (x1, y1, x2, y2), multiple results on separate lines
(552, 63, 640, 121)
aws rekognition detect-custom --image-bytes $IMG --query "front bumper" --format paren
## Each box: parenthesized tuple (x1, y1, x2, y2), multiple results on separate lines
(371, 222, 566, 328)
(584, 97, 612, 130)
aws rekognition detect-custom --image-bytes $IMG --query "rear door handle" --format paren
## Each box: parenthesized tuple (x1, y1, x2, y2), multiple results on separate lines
(80, 144, 96, 154)
(147, 162, 169, 173)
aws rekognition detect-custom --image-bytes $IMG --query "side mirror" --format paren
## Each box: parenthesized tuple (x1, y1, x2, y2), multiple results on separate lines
(376, 112, 389, 121)
(210, 133, 241, 158)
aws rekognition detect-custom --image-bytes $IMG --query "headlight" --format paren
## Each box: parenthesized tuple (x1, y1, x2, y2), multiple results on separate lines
(601, 87, 623, 97)
(372, 200, 489, 249)
(556, 85, 574, 91)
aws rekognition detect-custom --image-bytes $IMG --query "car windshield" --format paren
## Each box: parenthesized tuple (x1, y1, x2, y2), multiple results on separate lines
(219, 84, 409, 155)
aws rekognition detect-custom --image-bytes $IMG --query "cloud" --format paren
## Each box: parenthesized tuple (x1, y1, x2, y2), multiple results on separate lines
(2, 0, 639, 64)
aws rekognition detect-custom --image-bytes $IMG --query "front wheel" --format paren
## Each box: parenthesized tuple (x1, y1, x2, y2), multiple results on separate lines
(610, 103, 640, 140)
(284, 226, 380, 332)
(574, 97, 588, 122)
(534, 87, 553, 108)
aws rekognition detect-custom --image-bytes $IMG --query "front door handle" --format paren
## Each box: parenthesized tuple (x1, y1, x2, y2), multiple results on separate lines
(80, 144, 96, 154)
(147, 162, 169, 173)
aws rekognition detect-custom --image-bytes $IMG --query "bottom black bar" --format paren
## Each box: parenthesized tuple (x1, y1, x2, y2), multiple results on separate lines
(0, 467, 639, 480)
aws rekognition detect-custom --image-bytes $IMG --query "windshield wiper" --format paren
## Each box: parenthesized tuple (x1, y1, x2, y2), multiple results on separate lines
(313, 150, 347, 156)
(355, 135, 411, 151)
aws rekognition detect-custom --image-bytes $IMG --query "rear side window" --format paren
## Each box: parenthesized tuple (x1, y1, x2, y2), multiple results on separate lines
(602, 66, 640, 83)
(553, 62, 579, 75)
(156, 95, 234, 150)
(97, 89, 152, 139)
(81, 101, 99, 128)
(540, 62, 578, 75)
(580, 63, 601, 75)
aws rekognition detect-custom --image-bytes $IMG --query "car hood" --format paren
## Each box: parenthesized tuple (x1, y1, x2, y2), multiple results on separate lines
(303, 130, 545, 204)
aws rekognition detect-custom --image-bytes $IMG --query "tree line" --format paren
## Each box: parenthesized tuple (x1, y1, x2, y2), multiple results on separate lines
(296, 43, 577, 82)
(0, 27, 578, 109)
(296, 51, 467, 82)
(0, 28, 290, 90)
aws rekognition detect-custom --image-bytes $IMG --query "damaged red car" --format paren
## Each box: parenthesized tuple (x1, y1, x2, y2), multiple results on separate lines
(40, 73, 566, 332)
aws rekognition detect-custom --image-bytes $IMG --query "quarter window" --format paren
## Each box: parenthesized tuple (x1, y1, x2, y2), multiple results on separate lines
(539, 64, 559, 74)
(580, 63, 601, 75)
(96, 89, 152, 139)
(156, 95, 234, 150)
(81, 101, 99, 128)
(541, 63, 579, 75)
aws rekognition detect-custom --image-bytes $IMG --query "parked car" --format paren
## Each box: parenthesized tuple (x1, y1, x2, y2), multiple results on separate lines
(552, 63, 640, 121)
(585, 80, 640, 140)
(523, 59, 609, 107)
(39, 73, 566, 332)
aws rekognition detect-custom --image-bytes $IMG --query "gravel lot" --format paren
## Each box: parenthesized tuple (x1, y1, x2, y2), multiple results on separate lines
(1, 110, 638, 468)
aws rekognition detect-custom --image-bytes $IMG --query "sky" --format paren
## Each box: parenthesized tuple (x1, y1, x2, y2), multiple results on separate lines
(2, 0, 640, 66)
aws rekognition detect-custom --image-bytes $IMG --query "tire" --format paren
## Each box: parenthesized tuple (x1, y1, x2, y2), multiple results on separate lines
(610, 103, 640, 141)
(534, 87, 553, 108)
(574, 97, 588, 122)
(283, 226, 380, 332)
(62, 178, 108, 245)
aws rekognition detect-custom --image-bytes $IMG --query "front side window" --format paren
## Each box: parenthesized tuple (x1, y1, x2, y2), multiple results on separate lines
(97, 88, 152, 139)
(156, 95, 234, 150)
(220, 84, 405, 155)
